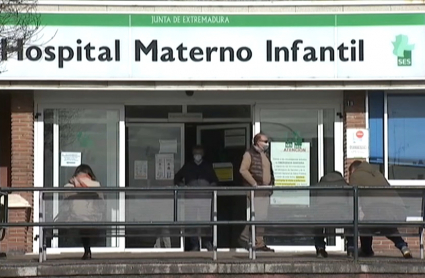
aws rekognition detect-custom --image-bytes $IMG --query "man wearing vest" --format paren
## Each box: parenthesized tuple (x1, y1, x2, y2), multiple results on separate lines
(238, 133, 275, 252)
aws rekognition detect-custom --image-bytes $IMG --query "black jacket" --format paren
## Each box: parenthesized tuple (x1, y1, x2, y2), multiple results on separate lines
(174, 160, 219, 187)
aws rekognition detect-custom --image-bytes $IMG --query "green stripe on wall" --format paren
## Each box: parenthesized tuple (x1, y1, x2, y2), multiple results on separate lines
(336, 14, 425, 26)
(130, 14, 336, 27)
(40, 14, 129, 27)
(29, 13, 425, 27)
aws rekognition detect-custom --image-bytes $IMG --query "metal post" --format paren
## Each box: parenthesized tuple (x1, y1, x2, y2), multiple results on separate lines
(420, 228, 424, 260)
(250, 188, 256, 260)
(42, 192, 47, 262)
(38, 191, 43, 263)
(174, 188, 178, 222)
(4, 193, 8, 223)
(353, 186, 359, 262)
(213, 190, 217, 261)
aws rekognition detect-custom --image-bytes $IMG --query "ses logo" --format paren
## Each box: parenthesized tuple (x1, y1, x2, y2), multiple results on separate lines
(392, 35, 414, 67)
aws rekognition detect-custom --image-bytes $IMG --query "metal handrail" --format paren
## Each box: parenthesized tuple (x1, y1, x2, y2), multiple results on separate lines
(1, 185, 423, 193)
(0, 186, 424, 263)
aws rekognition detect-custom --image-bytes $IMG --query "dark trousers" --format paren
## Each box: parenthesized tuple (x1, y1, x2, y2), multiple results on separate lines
(188, 236, 212, 250)
(82, 237, 90, 252)
(80, 229, 93, 253)
(346, 228, 408, 251)
(314, 228, 326, 249)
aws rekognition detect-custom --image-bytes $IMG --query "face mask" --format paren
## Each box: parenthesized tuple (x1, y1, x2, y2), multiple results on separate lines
(194, 154, 203, 162)
(262, 143, 269, 151)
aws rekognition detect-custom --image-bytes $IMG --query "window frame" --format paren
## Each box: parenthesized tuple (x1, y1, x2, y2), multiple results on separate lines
(383, 92, 425, 186)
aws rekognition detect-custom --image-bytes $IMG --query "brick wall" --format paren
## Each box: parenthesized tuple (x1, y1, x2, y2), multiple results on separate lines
(343, 91, 367, 177)
(3, 91, 35, 254)
(1, 207, 31, 254)
(343, 91, 418, 255)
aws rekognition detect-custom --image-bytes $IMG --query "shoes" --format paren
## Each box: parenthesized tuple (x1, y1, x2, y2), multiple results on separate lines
(347, 250, 354, 258)
(237, 239, 275, 252)
(257, 245, 275, 252)
(316, 248, 328, 258)
(359, 249, 375, 257)
(401, 246, 412, 259)
(81, 251, 91, 260)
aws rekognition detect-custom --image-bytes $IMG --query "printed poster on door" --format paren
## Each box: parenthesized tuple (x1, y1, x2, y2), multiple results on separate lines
(155, 154, 174, 180)
(270, 142, 310, 206)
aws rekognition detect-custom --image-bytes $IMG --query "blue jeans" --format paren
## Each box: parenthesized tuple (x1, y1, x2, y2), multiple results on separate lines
(346, 228, 408, 252)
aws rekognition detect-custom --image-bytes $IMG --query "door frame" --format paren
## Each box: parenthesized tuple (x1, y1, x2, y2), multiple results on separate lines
(124, 122, 185, 252)
(196, 123, 251, 252)
(33, 104, 126, 254)
(254, 104, 344, 252)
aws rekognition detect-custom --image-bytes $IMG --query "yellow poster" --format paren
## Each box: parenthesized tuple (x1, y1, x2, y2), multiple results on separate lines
(213, 162, 233, 182)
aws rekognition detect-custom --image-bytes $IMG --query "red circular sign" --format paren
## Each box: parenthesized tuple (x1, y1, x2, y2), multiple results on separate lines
(356, 130, 364, 138)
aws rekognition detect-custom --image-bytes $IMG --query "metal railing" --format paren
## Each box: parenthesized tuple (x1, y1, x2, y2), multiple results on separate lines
(0, 186, 424, 263)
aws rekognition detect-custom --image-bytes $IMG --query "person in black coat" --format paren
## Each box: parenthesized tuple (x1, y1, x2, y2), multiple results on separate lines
(174, 145, 219, 251)
(311, 171, 352, 258)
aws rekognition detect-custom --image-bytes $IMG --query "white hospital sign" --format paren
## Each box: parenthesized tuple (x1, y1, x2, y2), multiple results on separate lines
(1, 13, 424, 81)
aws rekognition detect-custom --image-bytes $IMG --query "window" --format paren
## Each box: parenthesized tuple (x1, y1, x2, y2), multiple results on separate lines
(368, 91, 385, 174)
(369, 92, 425, 181)
(388, 95, 425, 180)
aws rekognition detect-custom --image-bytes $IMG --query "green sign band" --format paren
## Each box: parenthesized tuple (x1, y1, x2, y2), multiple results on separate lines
(23, 13, 425, 27)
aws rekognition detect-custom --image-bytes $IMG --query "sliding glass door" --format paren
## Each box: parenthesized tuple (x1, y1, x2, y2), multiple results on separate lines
(36, 105, 125, 252)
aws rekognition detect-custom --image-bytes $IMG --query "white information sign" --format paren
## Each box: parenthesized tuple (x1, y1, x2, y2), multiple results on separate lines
(155, 154, 175, 180)
(347, 129, 369, 159)
(270, 142, 310, 206)
(134, 160, 148, 180)
(60, 152, 82, 167)
(1, 14, 424, 81)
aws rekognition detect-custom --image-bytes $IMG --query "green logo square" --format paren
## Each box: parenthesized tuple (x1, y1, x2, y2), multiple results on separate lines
(393, 35, 414, 67)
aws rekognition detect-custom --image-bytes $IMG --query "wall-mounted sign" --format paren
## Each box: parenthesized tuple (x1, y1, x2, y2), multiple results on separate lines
(1, 13, 425, 81)
(347, 128, 369, 159)
(270, 142, 310, 206)
(60, 152, 81, 167)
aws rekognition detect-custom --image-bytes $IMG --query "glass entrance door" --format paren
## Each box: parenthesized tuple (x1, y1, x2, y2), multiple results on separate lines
(41, 106, 123, 251)
(125, 123, 184, 250)
(255, 106, 341, 251)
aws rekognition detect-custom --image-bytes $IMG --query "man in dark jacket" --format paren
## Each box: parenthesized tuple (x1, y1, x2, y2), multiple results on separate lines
(174, 145, 219, 251)
(311, 171, 353, 258)
(349, 160, 412, 258)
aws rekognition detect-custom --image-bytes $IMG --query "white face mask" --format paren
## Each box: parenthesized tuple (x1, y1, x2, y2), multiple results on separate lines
(194, 154, 203, 162)
(262, 143, 270, 151)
